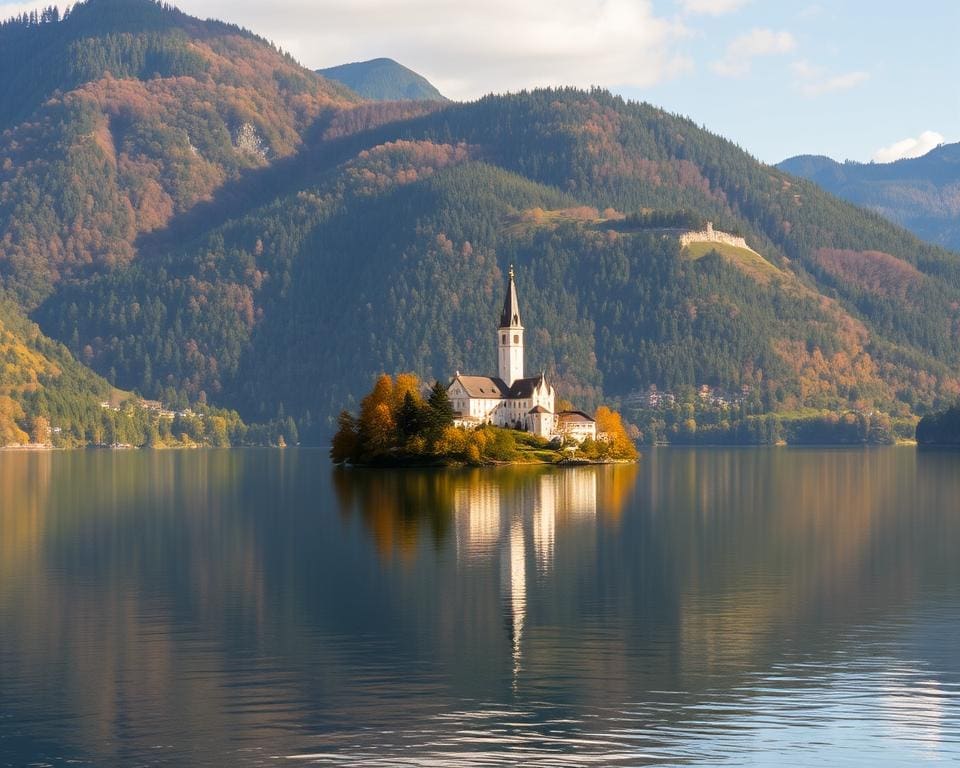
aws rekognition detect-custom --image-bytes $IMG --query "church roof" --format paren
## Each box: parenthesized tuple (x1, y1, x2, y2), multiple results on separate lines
(499, 265, 522, 329)
(450, 375, 509, 398)
(506, 374, 547, 398)
(557, 410, 595, 424)
(449, 373, 553, 400)
(528, 405, 550, 414)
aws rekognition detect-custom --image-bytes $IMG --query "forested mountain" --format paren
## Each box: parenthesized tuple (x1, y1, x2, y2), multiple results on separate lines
(0, 296, 111, 445)
(3, 0, 960, 445)
(779, 143, 960, 251)
(0, 0, 357, 308)
(317, 58, 446, 102)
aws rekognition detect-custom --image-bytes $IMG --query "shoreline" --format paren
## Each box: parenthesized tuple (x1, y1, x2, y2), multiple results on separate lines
(337, 456, 639, 469)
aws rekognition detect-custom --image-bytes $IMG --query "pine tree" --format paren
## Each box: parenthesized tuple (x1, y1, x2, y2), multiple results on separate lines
(426, 380, 453, 438)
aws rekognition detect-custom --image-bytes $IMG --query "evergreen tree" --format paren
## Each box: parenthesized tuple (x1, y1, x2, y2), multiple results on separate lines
(426, 380, 454, 437)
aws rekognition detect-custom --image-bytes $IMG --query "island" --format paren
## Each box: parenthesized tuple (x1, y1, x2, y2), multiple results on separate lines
(330, 374, 637, 466)
(331, 267, 638, 466)
(916, 403, 960, 447)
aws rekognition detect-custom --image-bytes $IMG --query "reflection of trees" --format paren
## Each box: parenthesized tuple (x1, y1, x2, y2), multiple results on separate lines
(332, 467, 458, 560)
(0, 450, 283, 765)
(334, 464, 640, 566)
(637, 449, 960, 678)
(4, 449, 960, 764)
(0, 452, 51, 575)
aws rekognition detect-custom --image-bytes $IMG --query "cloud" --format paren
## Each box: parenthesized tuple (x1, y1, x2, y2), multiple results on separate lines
(678, 0, 750, 15)
(792, 60, 868, 96)
(132, 0, 692, 100)
(0, 1, 50, 16)
(711, 29, 796, 77)
(872, 131, 945, 163)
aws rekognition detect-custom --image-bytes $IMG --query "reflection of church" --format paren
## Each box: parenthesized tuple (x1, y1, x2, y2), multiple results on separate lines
(453, 469, 599, 683)
(447, 268, 597, 441)
(454, 470, 598, 571)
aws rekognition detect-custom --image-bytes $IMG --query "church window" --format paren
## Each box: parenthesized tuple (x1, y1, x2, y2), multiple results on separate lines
(513, 334, 519, 344)
(501, 334, 506, 344)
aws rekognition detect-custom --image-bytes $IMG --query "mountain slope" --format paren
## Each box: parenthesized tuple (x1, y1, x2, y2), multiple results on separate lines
(0, 0, 358, 307)
(33, 89, 960, 441)
(317, 58, 446, 101)
(778, 143, 960, 251)
(0, 296, 113, 445)
(4, 5, 960, 441)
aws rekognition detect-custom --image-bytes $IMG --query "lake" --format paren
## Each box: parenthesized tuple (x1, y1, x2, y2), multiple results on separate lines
(1, 448, 959, 766)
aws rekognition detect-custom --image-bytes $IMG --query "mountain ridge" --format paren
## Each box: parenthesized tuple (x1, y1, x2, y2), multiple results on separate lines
(317, 57, 447, 102)
(778, 143, 960, 251)
(0, 1, 959, 445)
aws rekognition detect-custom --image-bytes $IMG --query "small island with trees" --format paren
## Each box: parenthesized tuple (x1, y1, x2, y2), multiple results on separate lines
(330, 373, 638, 466)
(916, 403, 960, 447)
(331, 267, 638, 467)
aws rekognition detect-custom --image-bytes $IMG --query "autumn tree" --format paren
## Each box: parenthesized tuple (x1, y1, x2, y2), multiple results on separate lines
(0, 396, 29, 446)
(330, 410, 360, 463)
(29, 415, 50, 445)
(595, 405, 639, 460)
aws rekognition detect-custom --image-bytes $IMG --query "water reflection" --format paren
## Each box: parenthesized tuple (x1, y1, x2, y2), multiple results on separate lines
(0, 449, 959, 766)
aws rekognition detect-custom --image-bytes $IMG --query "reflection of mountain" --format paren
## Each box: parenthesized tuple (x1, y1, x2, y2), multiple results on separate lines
(3, 451, 960, 765)
(0, 452, 52, 574)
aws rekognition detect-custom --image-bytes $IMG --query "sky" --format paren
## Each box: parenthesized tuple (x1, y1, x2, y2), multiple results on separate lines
(2, 0, 958, 164)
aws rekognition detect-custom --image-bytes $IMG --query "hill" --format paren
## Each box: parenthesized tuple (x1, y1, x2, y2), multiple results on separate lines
(317, 58, 446, 102)
(0, 296, 113, 445)
(778, 143, 960, 251)
(0, 0, 357, 308)
(31, 89, 960, 442)
(2, 3, 960, 444)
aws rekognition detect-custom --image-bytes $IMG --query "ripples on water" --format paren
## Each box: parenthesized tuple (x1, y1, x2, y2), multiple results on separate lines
(1, 448, 959, 766)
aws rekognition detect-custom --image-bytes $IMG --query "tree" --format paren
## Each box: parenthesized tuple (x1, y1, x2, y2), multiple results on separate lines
(0, 396, 29, 446)
(30, 415, 51, 445)
(358, 374, 396, 455)
(425, 380, 454, 440)
(330, 410, 359, 463)
(595, 405, 639, 459)
(397, 390, 428, 442)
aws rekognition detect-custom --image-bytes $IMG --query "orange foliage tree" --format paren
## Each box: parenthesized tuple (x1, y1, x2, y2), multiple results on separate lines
(594, 406, 639, 460)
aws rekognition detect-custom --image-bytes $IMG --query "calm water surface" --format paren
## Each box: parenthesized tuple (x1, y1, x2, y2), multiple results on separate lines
(1, 448, 959, 766)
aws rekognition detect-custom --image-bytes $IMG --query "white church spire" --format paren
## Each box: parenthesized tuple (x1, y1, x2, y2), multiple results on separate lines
(498, 265, 524, 386)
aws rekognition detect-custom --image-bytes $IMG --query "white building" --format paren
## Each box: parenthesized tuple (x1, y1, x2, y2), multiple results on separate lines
(447, 267, 596, 441)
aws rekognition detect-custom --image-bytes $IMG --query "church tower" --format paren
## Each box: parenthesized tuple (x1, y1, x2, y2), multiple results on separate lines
(498, 266, 524, 386)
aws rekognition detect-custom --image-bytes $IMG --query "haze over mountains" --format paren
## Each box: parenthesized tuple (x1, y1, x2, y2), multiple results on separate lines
(317, 58, 446, 102)
(1, 0, 959, 444)
(779, 144, 960, 252)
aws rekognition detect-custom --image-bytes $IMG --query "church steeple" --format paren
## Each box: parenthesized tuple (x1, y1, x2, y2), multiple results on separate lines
(498, 265, 524, 386)
(500, 264, 522, 329)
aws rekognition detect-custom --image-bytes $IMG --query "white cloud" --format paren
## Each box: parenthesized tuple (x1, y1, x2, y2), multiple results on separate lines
(133, 0, 691, 100)
(802, 70, 868, 96)
(792, 60, 868, 96)
(678, 0, 750, 16)
(0, 1, 50, 16)
(872, 131, 945, 163)
(711, 29, 795, 77)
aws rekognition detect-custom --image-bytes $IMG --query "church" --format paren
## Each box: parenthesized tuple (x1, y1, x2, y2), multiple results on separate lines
(447, 268, 596, 441)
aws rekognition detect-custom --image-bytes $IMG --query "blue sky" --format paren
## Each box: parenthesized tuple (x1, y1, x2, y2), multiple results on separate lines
(2, 0, 957, 164)
(637, 1, 960, 163)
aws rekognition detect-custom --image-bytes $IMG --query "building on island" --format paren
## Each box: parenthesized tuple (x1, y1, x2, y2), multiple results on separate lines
(447, 267, 596, 442)
(555, 410, 597, 442)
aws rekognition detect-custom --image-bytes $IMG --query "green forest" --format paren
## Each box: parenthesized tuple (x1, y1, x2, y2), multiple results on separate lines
(1, 0, 960, 447)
